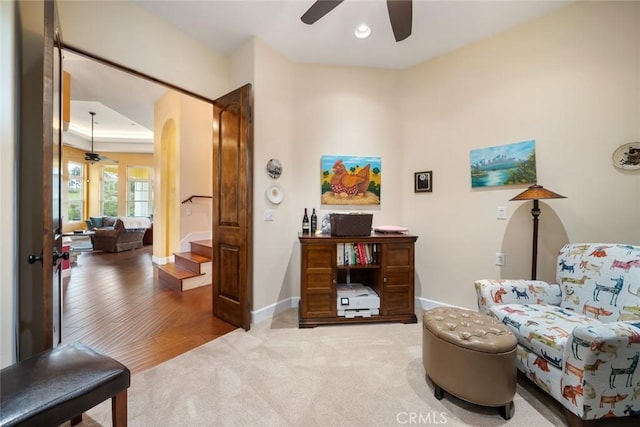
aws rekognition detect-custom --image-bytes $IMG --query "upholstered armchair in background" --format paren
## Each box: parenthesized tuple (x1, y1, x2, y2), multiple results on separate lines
(92, 217, 150, 252)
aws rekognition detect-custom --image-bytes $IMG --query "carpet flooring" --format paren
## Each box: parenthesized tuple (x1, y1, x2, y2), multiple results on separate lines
(73, 308, 637, 427)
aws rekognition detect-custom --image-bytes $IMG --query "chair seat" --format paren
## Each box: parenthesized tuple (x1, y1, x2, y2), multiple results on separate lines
(489, 304, 600, 369)
(0, 342, 130, 427)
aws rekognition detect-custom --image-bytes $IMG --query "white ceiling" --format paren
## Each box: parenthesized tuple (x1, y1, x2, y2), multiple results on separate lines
(133, 0, 572, 69)
(64, 0, 573, 154)
(62, 49, 166, 153)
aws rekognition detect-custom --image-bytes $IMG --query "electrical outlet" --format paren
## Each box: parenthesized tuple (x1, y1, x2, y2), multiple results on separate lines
(497, 206, 507, 220)
(264, 209, 274, 221)
(495, 252, 505, 266)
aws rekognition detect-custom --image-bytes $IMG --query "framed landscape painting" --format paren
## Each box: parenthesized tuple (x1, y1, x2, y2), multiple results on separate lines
(321, 155, 381, 205)
(470, 140, 537, 188)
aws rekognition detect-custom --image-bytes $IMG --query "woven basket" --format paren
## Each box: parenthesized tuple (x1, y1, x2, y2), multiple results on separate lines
(330, 213, 373, 236)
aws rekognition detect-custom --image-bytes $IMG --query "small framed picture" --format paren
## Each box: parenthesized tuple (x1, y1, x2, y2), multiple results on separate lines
(414, 171, 432, 193)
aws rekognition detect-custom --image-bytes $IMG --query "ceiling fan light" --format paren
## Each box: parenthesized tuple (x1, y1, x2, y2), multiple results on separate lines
(354, 24, 371, 39)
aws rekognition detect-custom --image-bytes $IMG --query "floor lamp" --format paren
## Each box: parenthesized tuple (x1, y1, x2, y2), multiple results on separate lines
(510, 184, 566, 280)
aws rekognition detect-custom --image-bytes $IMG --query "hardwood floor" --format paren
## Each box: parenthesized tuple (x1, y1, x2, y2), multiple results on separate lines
(61, 245, 237, 374)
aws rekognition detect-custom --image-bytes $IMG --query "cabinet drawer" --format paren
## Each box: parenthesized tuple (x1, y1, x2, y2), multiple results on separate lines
(304, 292, 334, 318)
(304, 246, 335, 268)
(385, 244, 412, 267)
(307, 272, 333, 290)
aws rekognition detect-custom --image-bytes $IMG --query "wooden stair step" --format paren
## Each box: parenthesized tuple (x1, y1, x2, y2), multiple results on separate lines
(156, 263, 203, 280)
(174, 251, 210, 264)
(156, 263, 205, 292)
(174, 251, 210, 274)
(189, 240, 213, 258)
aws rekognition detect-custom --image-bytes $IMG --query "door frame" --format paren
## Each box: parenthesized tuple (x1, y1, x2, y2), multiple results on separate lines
(54, 45, 254, 328)
(16, 0, 61, 359)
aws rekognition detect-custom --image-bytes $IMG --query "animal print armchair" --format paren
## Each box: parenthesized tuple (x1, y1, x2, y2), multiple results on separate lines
(475, 243, 640, 426)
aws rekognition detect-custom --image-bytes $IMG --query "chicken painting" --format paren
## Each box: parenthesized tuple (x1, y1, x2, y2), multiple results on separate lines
(330, 160, 370, 197)
(321, 155, 381, 205)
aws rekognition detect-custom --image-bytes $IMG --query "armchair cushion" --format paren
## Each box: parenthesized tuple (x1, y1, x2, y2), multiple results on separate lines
(489, 304, 600, 369)
(86, 216, 103, 230)
(86, 216, 116, 231)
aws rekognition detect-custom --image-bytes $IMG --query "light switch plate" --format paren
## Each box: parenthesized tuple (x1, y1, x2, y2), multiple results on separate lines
(264, 209, 274, 221)
(497, 206, 507, 220)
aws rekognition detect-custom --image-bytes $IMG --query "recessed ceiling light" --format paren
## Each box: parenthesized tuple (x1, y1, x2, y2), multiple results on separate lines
(355, 24, 371, 39)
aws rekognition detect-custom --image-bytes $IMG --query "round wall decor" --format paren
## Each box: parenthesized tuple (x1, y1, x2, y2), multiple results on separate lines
(612, 142, 640, 170)
(266, 158, 282, 179)
(266, 183, 284, 204)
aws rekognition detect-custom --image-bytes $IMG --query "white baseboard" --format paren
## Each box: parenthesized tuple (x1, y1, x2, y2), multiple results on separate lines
(152, 255, 174, 265)
(250, 297, 463, 326)
(415, 297, 461, 311)
(251, 297, 300, 325)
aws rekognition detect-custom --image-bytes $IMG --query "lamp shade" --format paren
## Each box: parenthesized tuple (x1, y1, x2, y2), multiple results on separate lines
(509, 184, 566, 201)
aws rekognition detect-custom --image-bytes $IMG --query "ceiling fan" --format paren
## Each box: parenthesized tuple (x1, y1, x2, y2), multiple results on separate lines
(301, 0, 412, 42)
(84, 111, 118, 163)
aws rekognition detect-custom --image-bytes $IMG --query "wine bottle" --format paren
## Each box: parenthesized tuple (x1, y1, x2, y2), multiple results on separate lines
(310, 208, 317, 234)
(302, 208, 310, 234)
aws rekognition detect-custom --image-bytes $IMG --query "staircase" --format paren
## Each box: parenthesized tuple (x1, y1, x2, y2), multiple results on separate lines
(156, 240, 212, 292)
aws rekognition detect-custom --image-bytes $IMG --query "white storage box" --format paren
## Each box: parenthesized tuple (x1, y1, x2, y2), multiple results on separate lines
(337, 283, 380, 317)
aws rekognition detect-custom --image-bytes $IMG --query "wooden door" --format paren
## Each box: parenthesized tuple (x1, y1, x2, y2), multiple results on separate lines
(212, 84, 253, 330)
(17, 0, 64, 359)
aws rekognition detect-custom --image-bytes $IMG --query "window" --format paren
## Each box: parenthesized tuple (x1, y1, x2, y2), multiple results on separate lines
(102, 165, 119, 216)
(67, 161, 84, 221)
(128, 166, 153, 217)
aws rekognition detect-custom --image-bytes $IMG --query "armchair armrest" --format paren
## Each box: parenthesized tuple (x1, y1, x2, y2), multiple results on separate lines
(474, 279, 562, 314)
(91, 227, 120, 251)
(562, 323, 640, 417)
(94, 228, 119, 238)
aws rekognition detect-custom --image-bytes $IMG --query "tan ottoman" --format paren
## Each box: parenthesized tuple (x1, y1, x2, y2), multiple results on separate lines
(422, 307, 517, 419)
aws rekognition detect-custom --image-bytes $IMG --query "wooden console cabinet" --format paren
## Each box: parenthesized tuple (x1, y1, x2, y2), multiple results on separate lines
(298, 233, 418, 328)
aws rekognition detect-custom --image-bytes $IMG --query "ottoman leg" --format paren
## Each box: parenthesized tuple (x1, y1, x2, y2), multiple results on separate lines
(426, 373, 445, 400)
(498, 401, 514, 420)
(434, 384, 445, 400)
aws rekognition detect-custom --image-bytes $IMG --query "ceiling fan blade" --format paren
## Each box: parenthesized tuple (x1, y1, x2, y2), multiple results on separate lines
(387, 0, 412, 42)
(99, 155, 119, 164)
(301, 0, 344, 25)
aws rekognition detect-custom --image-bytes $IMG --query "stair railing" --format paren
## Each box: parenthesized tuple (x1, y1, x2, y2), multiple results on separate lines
(181, 195, 213, 204)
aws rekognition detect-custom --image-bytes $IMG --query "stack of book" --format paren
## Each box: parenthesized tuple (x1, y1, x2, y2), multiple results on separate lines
(336, 242, 378, 266)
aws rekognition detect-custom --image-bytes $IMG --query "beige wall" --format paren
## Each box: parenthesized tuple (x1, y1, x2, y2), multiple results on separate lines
(177, 94, 213, 249)
(401, 0, 640, 309)
(57, 0, 230, 100)
(250, 39, 297, 312)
